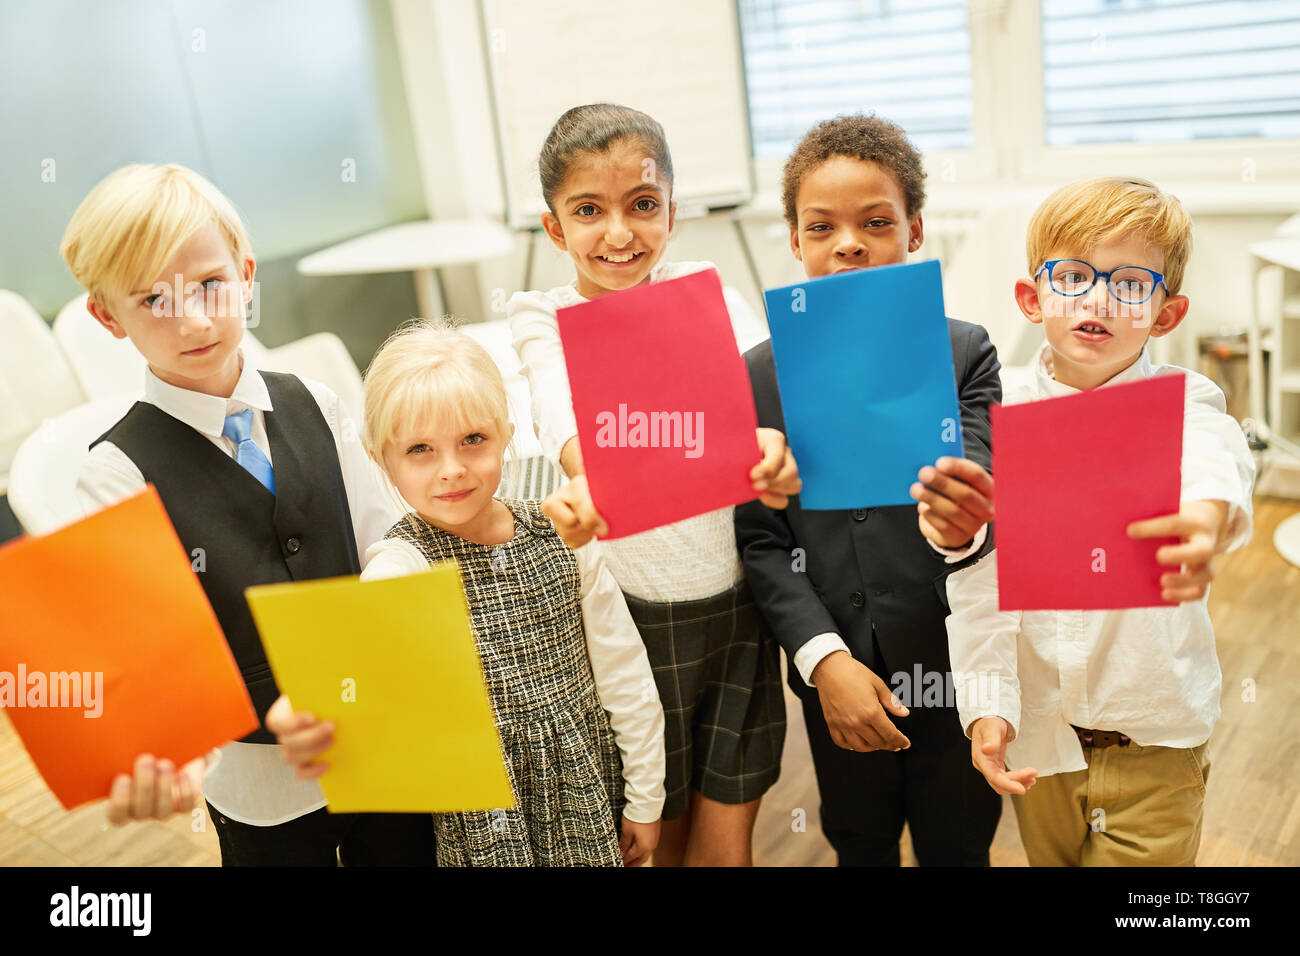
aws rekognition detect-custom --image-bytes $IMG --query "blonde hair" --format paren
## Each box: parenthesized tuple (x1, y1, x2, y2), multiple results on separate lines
(1025, 176, 1192, 295)
(362, 320, 513, 475)
(60, 163, 253, 304)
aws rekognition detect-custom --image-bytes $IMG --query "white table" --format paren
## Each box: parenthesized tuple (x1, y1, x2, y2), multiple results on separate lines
(297, 219, 515, 320)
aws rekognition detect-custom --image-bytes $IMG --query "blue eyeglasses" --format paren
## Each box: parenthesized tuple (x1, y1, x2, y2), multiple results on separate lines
(1035, 259, 1168, 305)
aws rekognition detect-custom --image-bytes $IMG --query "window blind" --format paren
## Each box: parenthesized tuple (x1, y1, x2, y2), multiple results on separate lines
(738, 0, 973, 158)
(1042, 0, 1300, 146)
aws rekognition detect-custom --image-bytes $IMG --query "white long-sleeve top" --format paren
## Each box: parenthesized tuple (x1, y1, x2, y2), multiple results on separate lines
(362, 534, 667, 823)
(507, 259, 768, 603)
(944, 342, 1255, 778)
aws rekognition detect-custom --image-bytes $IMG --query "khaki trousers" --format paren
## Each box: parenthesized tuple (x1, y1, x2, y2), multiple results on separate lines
(1012, 740, 1210, 866)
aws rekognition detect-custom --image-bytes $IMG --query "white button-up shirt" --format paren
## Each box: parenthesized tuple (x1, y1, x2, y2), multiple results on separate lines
(944, 343, 1255, 777)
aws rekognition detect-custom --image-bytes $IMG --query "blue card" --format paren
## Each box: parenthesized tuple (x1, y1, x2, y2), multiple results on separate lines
(763, 259, 963, 509)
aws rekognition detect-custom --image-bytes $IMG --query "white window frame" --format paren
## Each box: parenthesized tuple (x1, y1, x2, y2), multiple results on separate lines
(1004, 0, 1300, 188)
(749, 0, 1000, 198)
(748, 0, 1300, 208)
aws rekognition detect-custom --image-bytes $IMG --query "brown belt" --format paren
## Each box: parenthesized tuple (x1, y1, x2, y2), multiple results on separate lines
(1072, 725, 1131, 748)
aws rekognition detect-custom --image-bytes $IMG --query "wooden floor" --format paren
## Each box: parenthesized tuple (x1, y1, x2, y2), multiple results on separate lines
(2, 497, 1297, 867)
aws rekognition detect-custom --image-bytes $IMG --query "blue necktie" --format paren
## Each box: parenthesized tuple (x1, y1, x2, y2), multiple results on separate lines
(222, 409, 276, 494)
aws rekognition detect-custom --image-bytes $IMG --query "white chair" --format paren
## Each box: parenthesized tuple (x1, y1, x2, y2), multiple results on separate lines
(7, 394, 138, 535)
(0, 290, 86, 494)
(52, 293, 147, 398)
(52, 293, 364, 418)
(255, 331, 365, 421)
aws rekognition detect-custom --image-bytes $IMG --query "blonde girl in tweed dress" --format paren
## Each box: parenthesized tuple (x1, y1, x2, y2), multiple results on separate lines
(272, 321, 665, 866)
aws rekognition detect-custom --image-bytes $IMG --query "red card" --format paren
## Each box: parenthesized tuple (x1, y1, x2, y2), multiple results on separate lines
(0, 487, 257, 808)
(557, 269, 760, 539)
(991, 374, 1184, 610)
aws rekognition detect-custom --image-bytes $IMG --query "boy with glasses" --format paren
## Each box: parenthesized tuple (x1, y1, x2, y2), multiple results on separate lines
(945, 176, 1256, 865)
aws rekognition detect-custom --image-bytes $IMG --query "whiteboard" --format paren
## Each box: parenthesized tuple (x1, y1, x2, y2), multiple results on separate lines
(480, 0, 755, 229)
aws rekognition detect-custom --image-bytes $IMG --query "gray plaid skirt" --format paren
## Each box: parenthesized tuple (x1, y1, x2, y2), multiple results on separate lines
(622, 580, 785, 821)
(386, 501, 625, 866)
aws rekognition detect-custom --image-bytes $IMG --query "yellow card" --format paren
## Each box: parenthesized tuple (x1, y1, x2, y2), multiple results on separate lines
(244, 561, 514, 813)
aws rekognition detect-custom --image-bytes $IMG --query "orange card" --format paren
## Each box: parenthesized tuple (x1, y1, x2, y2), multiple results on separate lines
(0, 487, 257, 809)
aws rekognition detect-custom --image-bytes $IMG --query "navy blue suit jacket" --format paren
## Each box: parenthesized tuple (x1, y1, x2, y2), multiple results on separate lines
(735, 319, 1001, 694)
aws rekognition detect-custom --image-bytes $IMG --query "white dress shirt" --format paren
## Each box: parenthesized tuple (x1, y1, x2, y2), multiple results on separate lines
(944, 342, 1255, 778)
(507, 259, 753, 603)
(363, 534, 667, 823)
(75, 351, 400, 826)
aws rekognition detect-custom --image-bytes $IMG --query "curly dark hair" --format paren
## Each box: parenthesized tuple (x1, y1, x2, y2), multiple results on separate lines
(780, 114, 926, 229)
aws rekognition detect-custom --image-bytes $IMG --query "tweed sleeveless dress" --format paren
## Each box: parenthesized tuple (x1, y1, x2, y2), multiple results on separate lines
(384, 499, 626, 866)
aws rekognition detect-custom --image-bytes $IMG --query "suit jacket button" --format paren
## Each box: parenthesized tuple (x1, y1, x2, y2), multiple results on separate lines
(286, 537, 301, 554)
(850, 591, 865, 608)
(852, 509, 867, 521)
